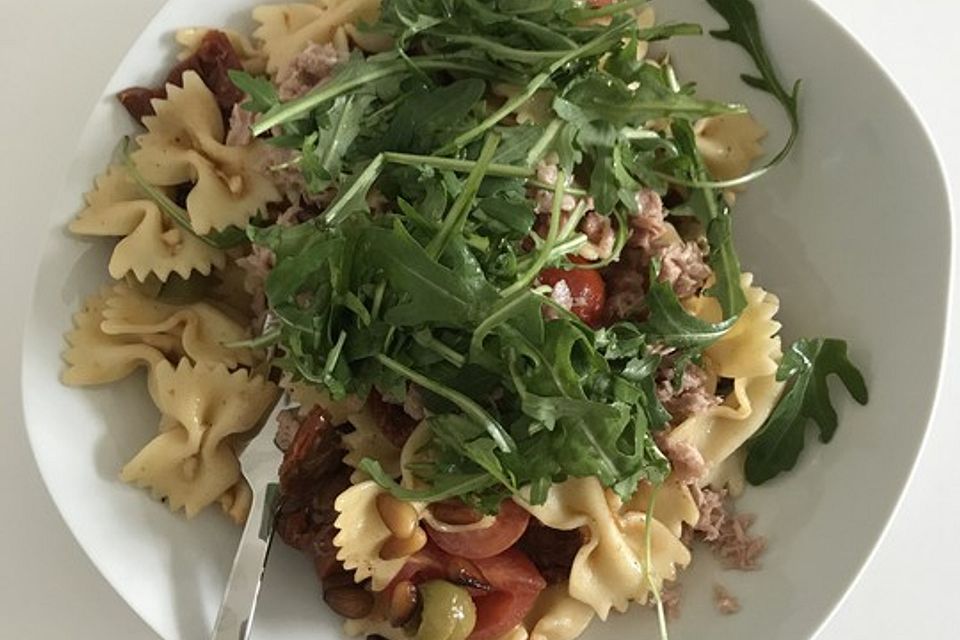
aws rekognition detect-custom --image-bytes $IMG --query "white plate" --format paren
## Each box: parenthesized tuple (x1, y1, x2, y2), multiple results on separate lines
(20, 0, 952, 639)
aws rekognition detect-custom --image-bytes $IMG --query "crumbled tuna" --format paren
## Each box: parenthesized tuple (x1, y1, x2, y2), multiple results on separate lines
(690, 485, 727, 542)
(691, 486, 767, 570)
(656, 361, 720, 424)
(256, 146, 308, 202)
(627, 189, 667, 251)
(534, 162, 579, 214)
(226, 103, 256, 147)
(656, 437, 708, 485)
(713, 584, 741, 615)
(277, 42, 345, 101)
(658, 581, 683, 620)
(656, 240, 712, 299)
(235, 244, 275, 320)
(578, 211, 616, 261)
(601, 248, 647, 321)
(715, 512, 766, 570)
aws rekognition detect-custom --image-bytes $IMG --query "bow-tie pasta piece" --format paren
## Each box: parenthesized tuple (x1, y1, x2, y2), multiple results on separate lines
(218, 478, 254, 525)
(285, 377, 364, 426)
(341, 404, 402, 483)
(625, 478, 699, 538)
(70, 165, 226, 283)
(333, 480, 425, 591)
(694, 113, 767, 182)
(62, 287, 172, 386)
(667, 374, 784, 488)
(519, 584, 597, 640)
(252, 0, 390, 75)
(667, 274, 786, 487)
(121, 359, 277, 518)
(521, 477, 690, 619)
(101, 283, 255, 369)
(687, 273, 783, 380)
(132, 71, 281, 235)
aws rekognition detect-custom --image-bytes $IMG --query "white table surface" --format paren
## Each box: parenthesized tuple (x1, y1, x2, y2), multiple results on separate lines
(1, 0, 957, 638)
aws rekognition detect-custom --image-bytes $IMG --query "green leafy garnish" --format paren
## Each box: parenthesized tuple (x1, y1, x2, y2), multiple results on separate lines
(227, 0, 866, 514)
(228, 69, 279, 113)
(696, 0, 802, 187)
(643, 267, 738, 350)
(744, 339, 869, 485)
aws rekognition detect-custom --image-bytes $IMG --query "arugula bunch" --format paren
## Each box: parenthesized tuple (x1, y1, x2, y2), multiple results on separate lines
(228, 0, 866, 509)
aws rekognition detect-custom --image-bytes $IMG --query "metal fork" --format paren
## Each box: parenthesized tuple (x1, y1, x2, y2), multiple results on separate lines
(210, 393, 296, 640)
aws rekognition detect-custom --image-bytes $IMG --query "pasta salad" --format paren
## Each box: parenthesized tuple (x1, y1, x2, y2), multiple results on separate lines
(62, 0, 868, 638)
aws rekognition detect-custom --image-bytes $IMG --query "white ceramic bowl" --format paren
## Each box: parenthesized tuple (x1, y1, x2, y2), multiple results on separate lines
(21, 0, 952, 639)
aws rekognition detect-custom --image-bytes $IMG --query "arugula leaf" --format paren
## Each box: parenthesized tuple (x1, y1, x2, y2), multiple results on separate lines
(555, 71, 743, 129)
(643, 265, 738, 350)
(670, 120, 748, 317)
(359, 223, 497, 326)
(360, 458, 497, 502)
(300, 94, 373, 193)
(228, 69, 279, 114)
(705, 215, 747, 317)
(744, 338, 869, 485)
(379, 79, 487, 154)
(704, 0, 802, 185)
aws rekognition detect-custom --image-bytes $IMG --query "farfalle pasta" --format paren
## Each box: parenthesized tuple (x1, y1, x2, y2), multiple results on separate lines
(121, 359, 277, 519)
(62, 3, 870, 639)
(62, 286, 172, 385)
(70, 165, 225, 282)
(132, 71, 280, 234)
(521, 477, 691, 619)
(341, 405, 402, 482)
(252, 0, 388, 75)
(333, 480, 423, 591)
(667, 275, 786, 487)
(101, 282, 255, 369)
(694, 113, 768, 183)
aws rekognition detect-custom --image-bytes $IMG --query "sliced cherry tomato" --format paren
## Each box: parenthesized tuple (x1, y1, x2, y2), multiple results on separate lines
(469, 549, 547, 640)
(426, 500, 531, 560)
(386, 545, 546, 640)
(539, 267, 607, 328)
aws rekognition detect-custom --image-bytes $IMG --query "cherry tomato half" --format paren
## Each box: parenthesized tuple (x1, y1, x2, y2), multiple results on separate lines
(426, 500, 531, 560)
(539, 267, 607, 328)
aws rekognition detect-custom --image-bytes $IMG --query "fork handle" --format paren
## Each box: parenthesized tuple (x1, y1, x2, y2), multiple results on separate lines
(210, 483, 281, 640)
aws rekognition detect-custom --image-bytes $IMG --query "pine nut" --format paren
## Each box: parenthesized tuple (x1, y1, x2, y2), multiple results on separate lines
(379, 527, 427, 560)
(388, 580, 420, 627)
(376, 493, 419, 540)
(323, 585, 374, 619)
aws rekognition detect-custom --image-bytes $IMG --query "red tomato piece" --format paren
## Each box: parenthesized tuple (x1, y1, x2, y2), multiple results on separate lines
(469, 549, 547, 640)
(539, 267, 607, 328)
(385, 545, 546, 640)
(426, 500, 531, 560)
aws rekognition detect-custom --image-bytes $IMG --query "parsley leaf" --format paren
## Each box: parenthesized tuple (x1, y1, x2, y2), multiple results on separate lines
(744, 338, 869, 485)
